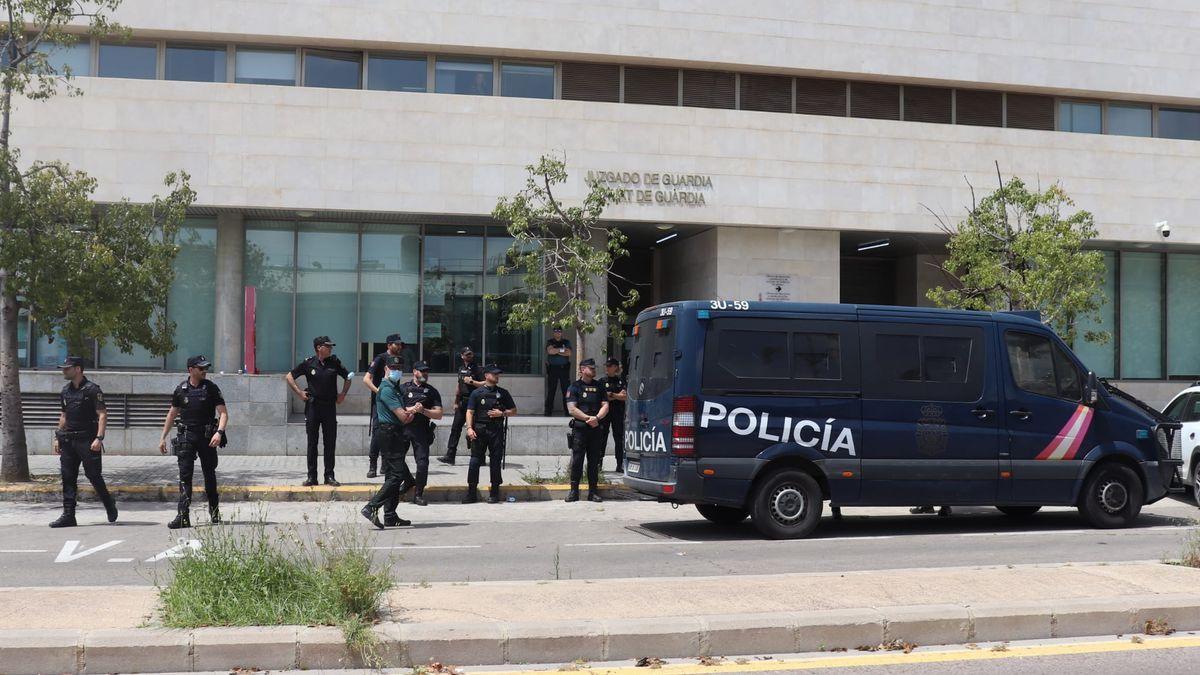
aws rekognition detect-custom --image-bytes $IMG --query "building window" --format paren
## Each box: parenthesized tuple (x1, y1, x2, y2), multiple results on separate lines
(1059, 101, 1102, 133)
(17, 307, 30, 366)
(367, 54, 427, 92)
(954, 89, 1003, 127)
(1159, 108, 1200, 141)
(1119, 251, 1162, 379)
(1073, 251, 1116, 378)
(245, 222, 296, 373)
(167, 219, 217, 370)
(485, 230, 542, 374)
(165, 44, 227, 83)
(37, 40, 91, 77)
(359, 223, 420, 368)
(434, 58, 493, 96)
(294, 222, 359, 365)
(422, 226, 484, 372)
(1107, 103, 1152, 137)
(500, 63, 554, 99)
(235, 48, 296, 86)
(98, 43, 157, 80)
(303, 49, 361, 89)
(1168, 254, 1200, 377)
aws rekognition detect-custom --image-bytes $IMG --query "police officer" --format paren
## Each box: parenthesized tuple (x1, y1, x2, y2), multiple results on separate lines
(464, 365, 517, 504)
(566, 358, 609, 503)
(543, 327, 572, 416)
(363, 333, 405, 478)
(361, 355, 414, 529)
(50, 356, 117, 528)
(599, 357, 627, 472)
(286, 336, 353, 486)
(157, 355, 229, 529)
(398, 361, 443, 505)
(437, 346, 484, 466)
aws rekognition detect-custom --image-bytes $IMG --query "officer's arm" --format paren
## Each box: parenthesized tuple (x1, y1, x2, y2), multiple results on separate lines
(56, 412, 65, 432)
(391, 406, 414, 424)
(546, 342, 557, 355)
(362, 371, 377, 394)
(597, 399, 610, 420)
(97, 407, 108, 439)
(216, 405, 229, 432)
(563, 341, 573, 356)
(466, 407, 475, 429)
(567, 400, 588, 422)
(424, 402, 444, 421)
(159, 406, 180, 446)
(284, 372, 306, 398)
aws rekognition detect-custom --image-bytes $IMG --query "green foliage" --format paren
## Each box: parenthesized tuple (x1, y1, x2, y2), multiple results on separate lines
(491, 153, 639, 356)
(1, 0, 127, 101)
(927, 175, 1108, 345)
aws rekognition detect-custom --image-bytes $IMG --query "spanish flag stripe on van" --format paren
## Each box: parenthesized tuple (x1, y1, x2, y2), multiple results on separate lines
(1035, 405, 1094, 461)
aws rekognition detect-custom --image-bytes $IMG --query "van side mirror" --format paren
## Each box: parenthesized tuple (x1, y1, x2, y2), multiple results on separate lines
(1084, 371, 1100, 406)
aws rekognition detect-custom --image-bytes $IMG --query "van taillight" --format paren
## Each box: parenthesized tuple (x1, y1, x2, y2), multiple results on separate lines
(672, 396, 696, 457)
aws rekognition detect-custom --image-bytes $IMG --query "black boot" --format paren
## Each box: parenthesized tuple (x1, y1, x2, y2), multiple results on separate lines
(412, 490, 428, 506)
(360, 505, 383, 530)
(167, 512, 191, 530)
(565, 487, 580, 503)
(436, 454, 455, 466)
(209, 505, 221, 524)
(384, 513, 412, 527)
(49, 509, 77, 529)
(462, 486, 478, 504)
(488, 487, 501, 504)
(324, 475, 341, 487)
(588, 491, 604, 503)
(103, 497, 119, 523)
(366, 461, 377, 479)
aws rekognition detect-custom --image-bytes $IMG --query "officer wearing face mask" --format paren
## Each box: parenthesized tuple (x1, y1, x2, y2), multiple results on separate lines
(362, 355, 415, 529)
(363, 333, 405, 479)
(397, 361, 443, 506)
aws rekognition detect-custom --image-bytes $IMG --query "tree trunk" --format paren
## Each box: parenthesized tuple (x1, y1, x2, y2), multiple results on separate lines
(0, 56, 31, 482)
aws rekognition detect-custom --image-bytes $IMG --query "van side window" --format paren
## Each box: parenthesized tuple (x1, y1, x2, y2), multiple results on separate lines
(702, 317, 858, 394)
(861, 323, 984, 402)
(792, 332, 841, 380)
(715, 330, 789, 379)
(1005, 331, 1082, 401)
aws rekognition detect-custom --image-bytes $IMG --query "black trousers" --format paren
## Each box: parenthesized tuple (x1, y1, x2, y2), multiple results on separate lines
(176, 428, 219, 514)
(368, 424, 412, 516)
(444, 398, 470, 459)
(544, 365, 570, 416)
(368, 399, 379, 468)
(607, 410, 625, 470)
(58, 433, 111, 509)
(467, 425, 505, 489)
(569, 423, 606, 490)
(305, 400, 337, 480)
(405, 425, 433, 492)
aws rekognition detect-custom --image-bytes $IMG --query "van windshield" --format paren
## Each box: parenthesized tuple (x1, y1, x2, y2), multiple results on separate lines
(629, 319, 675, 401)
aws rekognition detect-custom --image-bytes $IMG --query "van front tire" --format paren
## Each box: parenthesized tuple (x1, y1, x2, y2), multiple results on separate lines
(1078, 463, 1144, 529)
(750, 469, 823, 539)
(696, 504, 749, 525)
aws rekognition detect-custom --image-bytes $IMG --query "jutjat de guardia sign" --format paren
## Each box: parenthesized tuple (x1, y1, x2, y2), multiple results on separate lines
(586, 170, 714, 206)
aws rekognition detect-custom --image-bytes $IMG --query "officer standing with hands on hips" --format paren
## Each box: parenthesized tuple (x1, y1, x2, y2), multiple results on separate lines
(599, 357, 627, 472)
(286, 336, 353, 486)
(544, 327, 572, 416)
(50, 356, 118, 528)
(362, 333, 405, 478)
(438, 346, 484, 466)
(464, 365, 517, 504)
(157, 355, 229, 529)
(361, 355, 414, 529)
(566, 358, 609, 502)
(398, 361, 442, 505)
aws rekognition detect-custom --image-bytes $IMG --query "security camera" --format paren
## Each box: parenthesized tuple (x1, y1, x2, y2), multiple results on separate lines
(1156, 221, 1171, 238)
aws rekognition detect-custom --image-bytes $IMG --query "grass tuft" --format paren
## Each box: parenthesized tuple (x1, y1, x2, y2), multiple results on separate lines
(1182, 527, 1200, 569)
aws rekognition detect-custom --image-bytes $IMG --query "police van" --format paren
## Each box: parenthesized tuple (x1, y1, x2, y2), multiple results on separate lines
(622, 301, 1182, 539)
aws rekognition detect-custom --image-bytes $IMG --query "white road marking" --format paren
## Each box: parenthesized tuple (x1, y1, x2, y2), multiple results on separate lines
(106, 558, 134, 563)
(54, 540, 123, 563)
(0, 549, 47, 553)
(369, 545, 482, 550)
(565, 541, 704, 547)
(960, 525, 1197, 538)
(145, 539, 200, 562)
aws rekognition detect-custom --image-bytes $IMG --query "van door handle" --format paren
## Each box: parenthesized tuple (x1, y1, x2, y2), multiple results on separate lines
(1008, 409, 1031, 421)
(971, 407, 995, 420)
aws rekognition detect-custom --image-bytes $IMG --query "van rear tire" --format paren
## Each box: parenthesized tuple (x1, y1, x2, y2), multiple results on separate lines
(996, 506, 1041, 518)
(1078, 463, 1144, 529)
(696, 504, 749, 525)
(750, 469, 823, 540)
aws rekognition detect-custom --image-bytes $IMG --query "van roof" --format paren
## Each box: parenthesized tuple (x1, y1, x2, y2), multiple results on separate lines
(636, 301, 1046, 328)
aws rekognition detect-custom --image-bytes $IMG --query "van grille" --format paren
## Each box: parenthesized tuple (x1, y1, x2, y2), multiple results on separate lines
(1155, 426, 1183, 461)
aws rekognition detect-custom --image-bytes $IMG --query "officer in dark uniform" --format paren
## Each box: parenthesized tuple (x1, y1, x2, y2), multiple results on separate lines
(566, 358, 609, 503)
(157, 355, 229, 529)
(464, 365, 517, 504)
(543, 327, 572, 416)
(599, 357, 627, 472)
(397, 361, 443, 505)
(362, 355, 414, 529)
(50, 356, 117, 528)
(286, 336, 353, 486)
(363, 333, 405, 478)
(437, 346, 484, 466)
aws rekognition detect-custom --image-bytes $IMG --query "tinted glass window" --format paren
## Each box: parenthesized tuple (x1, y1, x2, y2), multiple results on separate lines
(703, 317, 858, 394)
(877, 334, 921, 381)
(924, 336, 972, 383)
(38, 41, 91, 76)
(235, 48, 296, 86)
(714, 330, 788, 380)
(501, 63, 554, 99)
(1108, 104, 1151, 137)
(1052, 344, 1081, 401)
(1187, 397, 1200, 423)
(304, 50, 361, 89)
(368, 55, 426, 92)
(165, 45, 226, 82)
(98, 43, 156, 79)
(793, 333, 841, 380)
(1059, 101, 1102, 133)
(630, 321, 675, 400)
(1006, 332, 1079, 400)
(1163, 395, 1189, 421)
(435, 58, 492, 95)
(1160, 108, 1200, 141)
(862, 324, 985, 401)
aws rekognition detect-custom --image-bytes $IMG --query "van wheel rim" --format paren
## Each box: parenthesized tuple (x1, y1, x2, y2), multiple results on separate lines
(770, 485, 806, 524)
(1097, 479, 1129, 513)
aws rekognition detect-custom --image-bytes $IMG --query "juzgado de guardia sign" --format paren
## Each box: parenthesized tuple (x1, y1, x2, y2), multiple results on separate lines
(586, 170, 713, 206)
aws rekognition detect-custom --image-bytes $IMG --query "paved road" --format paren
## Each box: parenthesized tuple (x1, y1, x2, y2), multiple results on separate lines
(0, 495, 1197, 586)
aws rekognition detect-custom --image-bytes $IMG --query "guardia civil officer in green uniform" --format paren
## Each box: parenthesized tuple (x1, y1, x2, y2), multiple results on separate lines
(566, 358, 609, 502)
(361, 355, 416, 529)
(50, 356, 118, 528)
(363, 333, 405, 478)
(397, 361, 443, 506)
(286, 336, 353, 486)
(464, 365, 517, 504)
(157, 355, 229, 529)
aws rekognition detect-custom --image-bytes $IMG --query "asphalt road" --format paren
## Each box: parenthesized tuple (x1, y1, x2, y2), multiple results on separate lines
(0, 495, 1197, 586)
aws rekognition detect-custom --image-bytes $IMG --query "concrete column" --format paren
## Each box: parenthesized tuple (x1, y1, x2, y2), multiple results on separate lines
(713, 227, 840, 302)
(213, 212, 245, 373)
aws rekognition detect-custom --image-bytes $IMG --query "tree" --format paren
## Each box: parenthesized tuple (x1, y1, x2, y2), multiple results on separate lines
(490, 154, 639, 365)
(927, 169, 1108, 346)
(1, 1, 196, 482)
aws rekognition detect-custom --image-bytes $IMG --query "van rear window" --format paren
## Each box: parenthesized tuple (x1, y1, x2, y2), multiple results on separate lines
(629, 320, 675, 400)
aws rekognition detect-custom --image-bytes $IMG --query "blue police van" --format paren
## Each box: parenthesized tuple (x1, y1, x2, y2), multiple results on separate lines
(622, 301, 1183, 539)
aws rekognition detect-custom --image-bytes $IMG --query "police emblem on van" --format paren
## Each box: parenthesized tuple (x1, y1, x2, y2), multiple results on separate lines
(916, 403, 948, 457)
(699, 401, 856, 455)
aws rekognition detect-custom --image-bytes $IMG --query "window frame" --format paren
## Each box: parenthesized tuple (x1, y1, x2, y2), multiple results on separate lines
(1004, 330, 1083, 403)
(498, 60, 558, 99)
(1057, 98, 1104, 134)
(860, 322, 986, 402)
(365, 51, 430, 93)
(97, 40, 160, 80)
(164, 41, 229, 83)
(301, 48, 363, 90)
(432, 55, 496, 96)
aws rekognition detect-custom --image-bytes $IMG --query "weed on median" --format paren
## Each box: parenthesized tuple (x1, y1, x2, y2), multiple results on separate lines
(1182, 527, 1200, 568)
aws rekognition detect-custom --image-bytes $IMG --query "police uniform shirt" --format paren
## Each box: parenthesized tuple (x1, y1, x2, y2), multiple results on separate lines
(375, 377, 405, 427)
(61, 377, 106, 433)
(546, 338, 571, 366)
(456, 362, 483, 400)
(290, 355, 350, 402)
(172, 379, 226, 428)
(468, 385, 516, 426)
(399, 381, 442, 433)
(600, 374, 627, 412)
(566, 379, 604, 416)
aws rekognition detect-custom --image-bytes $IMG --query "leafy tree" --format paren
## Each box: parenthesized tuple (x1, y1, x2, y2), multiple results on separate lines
(491, 154, 638, 365)
(1, 1, 195, 482)
(927, 170, 1108, 346)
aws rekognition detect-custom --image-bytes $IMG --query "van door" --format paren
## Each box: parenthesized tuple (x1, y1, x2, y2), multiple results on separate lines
(858, 319, 1002, 505)
(625, 316, 677, 483)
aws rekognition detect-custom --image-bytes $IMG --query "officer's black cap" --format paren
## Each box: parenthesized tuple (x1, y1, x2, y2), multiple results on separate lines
(385, 355, 404, 368)
(552, 326, 563, 332)
(579, 358, 596, 368)
(605, 357, 620, 367)
(460, 345, 473, 354)
(187, 355, 212, 369)
(484, 364, 503, 375)
(60, 356, 84, 368)
(412, 361, 431, 372)
(313, 335, 335, 348)
(385, 333, 403, 344)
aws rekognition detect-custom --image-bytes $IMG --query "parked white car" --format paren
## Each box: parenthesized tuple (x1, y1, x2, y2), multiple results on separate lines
(1163, 384, 1200, 507)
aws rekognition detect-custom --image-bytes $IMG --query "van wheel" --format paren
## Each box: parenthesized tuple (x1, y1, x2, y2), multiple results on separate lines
(696, 504, 749, 525)
(1078, 463, 1144, 529)
(996, 506, 1041, 518)
(750, 469, 823, 540)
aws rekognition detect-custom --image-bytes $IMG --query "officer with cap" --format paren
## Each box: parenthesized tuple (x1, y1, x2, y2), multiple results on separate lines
(363, 333, 405, 478)
(398, 361, 443, 505)
(438, 345, 484, 466)
(286, 336, 353, 486)
(361, 354, 414, 529)
(464, 364, 517, 504)
(50, 356, 117, 528)
(599, 357, 628, 472)
(566, 358, 609, 502)
(157, 355, 229, 529)
(543, 327, 572, 416)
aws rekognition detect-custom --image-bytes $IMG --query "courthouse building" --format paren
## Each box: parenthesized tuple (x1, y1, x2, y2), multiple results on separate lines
(10, 1, 1200, 451)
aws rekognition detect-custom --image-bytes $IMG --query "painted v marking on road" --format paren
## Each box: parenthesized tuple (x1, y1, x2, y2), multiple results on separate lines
(54, 539, 123, 563)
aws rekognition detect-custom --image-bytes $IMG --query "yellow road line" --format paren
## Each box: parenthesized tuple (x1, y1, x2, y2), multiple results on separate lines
(481, 635, 1200, 674)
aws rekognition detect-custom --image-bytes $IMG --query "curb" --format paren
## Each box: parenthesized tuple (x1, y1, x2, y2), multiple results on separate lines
(5, 594, 1200, 673)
